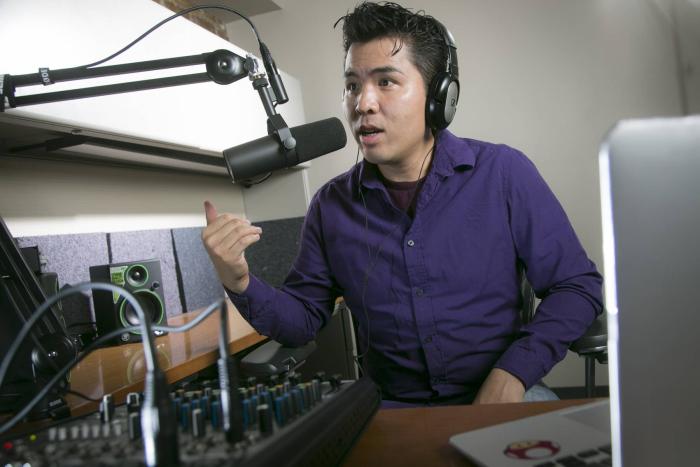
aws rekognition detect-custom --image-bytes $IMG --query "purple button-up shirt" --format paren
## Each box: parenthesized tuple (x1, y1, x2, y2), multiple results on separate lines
(229, 130, 603, 401)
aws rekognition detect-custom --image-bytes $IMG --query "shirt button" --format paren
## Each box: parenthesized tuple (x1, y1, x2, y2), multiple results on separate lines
(424, 336, 432, 344)
(415, 287, 424, 297)
(407, 239, 415, 247)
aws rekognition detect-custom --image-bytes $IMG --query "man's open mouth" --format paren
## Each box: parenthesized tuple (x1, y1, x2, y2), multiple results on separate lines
(359, 126, 383, 137)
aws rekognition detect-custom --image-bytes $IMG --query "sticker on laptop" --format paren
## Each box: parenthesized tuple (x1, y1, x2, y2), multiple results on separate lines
(503, 440, 561, 460)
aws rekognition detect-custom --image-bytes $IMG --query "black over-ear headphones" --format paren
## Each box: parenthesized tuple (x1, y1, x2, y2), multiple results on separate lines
(426, 21, 460, 130)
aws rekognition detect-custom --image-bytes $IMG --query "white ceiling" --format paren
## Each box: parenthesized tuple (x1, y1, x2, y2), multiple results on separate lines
(186, 0, 283, 22)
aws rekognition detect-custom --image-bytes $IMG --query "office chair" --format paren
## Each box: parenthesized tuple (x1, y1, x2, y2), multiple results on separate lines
(239, 301, 356, 380)
(520, 275, 608, 398)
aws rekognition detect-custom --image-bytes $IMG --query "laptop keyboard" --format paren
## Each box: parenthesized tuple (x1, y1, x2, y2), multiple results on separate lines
(533, 444, 612, 466)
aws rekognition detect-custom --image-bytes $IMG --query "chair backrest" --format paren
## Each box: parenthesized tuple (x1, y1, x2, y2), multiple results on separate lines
(519, 270, 537, 324)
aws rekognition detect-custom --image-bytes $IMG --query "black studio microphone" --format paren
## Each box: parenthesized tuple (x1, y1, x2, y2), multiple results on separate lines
(223, 117, 347, 182)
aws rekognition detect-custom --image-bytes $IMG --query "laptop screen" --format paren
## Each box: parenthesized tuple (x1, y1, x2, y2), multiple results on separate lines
(599, 116, 700, 467)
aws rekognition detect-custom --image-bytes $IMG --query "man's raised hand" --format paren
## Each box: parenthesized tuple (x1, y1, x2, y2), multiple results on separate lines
(201, 200, 262, 294)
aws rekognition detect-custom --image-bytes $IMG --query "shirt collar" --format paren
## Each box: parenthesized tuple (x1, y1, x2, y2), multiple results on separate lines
(432, 129, 476, 177)
(358, 130, 475, 189)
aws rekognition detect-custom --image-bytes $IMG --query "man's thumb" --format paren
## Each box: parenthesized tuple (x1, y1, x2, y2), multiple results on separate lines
(204, 200, 218, 225)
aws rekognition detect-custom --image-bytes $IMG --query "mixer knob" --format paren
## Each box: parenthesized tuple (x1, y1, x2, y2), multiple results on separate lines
(80, 423, 90, 440)
(329, 374, 343, 390)
(192, 408, 206, 439)
(258, 404, 274, 436)
(112, 420, 123, 437)
(210, 400, 221, 429)
(273, 396, 286, 427)
(128, 412, 141, 441)
(312, 379, 322, 403)
(126, 392, 140, 413)
(180, 402, 191, 432)
(291, 388, 305, 415)
(302, 383, 313, 409)
(283, 393, 295, 420)
(241, 399, 252, 430)
(100, 394, 115, 423)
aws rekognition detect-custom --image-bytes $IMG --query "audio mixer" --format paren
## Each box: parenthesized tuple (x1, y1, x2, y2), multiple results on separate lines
(1, 373, 380, 466)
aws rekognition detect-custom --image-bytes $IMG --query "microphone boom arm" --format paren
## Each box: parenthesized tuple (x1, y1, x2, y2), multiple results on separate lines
(1, 49, 258, 111)
(1, 46, 315, 186)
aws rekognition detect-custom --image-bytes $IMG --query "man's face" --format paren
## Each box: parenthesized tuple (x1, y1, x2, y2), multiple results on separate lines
(343, 37, 433, 170)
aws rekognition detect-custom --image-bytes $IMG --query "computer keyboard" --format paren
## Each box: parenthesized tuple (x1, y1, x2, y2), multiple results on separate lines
(534, 444, 612, 467)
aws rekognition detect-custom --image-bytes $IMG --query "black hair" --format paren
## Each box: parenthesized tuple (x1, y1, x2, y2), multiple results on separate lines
(334, 2, 448, 90)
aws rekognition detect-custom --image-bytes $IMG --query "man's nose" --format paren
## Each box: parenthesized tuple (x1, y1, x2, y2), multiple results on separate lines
(356, 86, 379, 114)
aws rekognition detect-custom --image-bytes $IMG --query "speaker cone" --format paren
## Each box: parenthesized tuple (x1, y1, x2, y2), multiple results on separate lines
(125, 264, 148, 288)
(119, 289, 164, 333)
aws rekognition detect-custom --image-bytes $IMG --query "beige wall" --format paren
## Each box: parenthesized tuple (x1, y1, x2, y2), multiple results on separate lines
(228, 0, 686, 387)
(0, 156, 246, 236)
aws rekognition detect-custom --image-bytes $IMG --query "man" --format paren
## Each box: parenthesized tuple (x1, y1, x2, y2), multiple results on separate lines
(203, 2, 603, 406)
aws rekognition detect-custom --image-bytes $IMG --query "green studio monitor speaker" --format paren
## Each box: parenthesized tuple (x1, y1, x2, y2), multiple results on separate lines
(89, 259, 167, 345)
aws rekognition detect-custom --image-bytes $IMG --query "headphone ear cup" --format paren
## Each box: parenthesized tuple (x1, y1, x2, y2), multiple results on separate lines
(426, 72, 460, 130)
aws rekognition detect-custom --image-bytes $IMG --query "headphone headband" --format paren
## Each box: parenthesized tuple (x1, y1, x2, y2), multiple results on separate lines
(440, 24, 459, 80)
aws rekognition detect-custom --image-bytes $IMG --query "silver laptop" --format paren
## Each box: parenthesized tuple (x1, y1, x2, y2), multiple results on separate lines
(450, 116, 700, 467)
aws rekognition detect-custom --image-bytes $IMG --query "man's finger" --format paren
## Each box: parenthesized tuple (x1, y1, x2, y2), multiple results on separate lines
(204, 200, 218, 225)
(226, 232, 262, 259)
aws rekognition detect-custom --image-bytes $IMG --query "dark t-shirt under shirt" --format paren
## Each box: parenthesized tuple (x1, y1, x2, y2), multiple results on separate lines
(380, 175, 426, 218)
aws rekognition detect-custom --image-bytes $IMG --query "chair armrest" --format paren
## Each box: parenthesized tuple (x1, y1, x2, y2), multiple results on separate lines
(240, 340, 317, 378)
(569, 313, 608, 363)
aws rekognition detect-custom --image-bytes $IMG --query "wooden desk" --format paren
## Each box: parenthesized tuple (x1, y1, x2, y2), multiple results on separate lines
(64, 301, 265, 417)
(344, 399, 595, 467)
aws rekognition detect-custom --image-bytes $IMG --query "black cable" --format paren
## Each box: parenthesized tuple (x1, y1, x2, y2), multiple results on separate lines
(0, 282, 158, 388)
(243, 172, 273, 187)
(65, 389, 100, 403)
(0, 279, 61, 376)
(66, 321, 97, 328)
(0, 296, 225, 435)
(75, 5, 261, 70)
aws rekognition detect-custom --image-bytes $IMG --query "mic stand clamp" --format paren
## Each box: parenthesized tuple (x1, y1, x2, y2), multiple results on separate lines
(247, 61, 296, 153)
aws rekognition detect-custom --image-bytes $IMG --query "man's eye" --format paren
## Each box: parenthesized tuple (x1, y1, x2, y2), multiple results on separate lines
(345, 82, 358, 92)
(379, 78, 391, 86)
